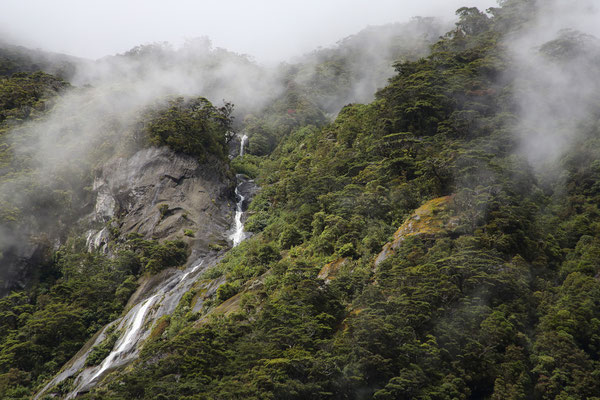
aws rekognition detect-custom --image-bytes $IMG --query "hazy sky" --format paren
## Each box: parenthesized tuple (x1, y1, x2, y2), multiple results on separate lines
(0, 0, 497, 63)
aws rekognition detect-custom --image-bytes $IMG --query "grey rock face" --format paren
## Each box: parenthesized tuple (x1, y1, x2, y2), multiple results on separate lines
(35, 147, 238, 399)
(0, 240, 46, 296)
(87, 146, 234, 254)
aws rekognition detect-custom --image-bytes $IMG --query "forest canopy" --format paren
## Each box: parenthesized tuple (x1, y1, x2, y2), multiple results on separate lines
(2, 0, 600, 399)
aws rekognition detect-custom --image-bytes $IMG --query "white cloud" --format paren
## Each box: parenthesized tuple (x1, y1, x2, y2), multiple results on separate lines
(0, 0, 497, 63)
(509, 0, 600, 168)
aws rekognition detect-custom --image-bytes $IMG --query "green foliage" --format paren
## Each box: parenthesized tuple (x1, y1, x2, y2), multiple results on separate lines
(84, 2, 600, 399)
(215, 281, 241, 304)
(278, 224, 302, 249)
(10, 1, 600, 399)
(158, 203, 169, 219)
(85, 328, 119, 367)
(0, 225, 188, 398)
(124, 236, 188, 275)
(0, 242, 141, 398)
(183, 229, 195, 237)
(0, 72, 68, 123)
(231, 154, 261, 178)
(143, 96, 234, 161)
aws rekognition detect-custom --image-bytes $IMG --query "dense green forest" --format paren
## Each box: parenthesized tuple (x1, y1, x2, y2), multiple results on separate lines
(0, 44, 80, 79)
(2, 0, 600, 398)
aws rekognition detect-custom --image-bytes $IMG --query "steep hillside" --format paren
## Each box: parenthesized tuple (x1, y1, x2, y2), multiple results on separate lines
(0, 43, 81, 79)
(61, 1, 600, 399)
(240, 18, 447, 156)
(2, 0, 600, 399)
(0, 16, 443, 398)
(0, 72, 237, 398)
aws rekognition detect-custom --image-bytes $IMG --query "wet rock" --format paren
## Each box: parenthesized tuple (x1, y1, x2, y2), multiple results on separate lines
(36, 255, 223, 399)
(86, 227, 110, 253)
(237, 175, 259, 212)
(34, 146, 244, 398)
(90, 146, 234, 254)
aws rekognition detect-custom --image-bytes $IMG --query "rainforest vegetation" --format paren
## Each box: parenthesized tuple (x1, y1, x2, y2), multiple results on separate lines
(1, 0, 600, 399)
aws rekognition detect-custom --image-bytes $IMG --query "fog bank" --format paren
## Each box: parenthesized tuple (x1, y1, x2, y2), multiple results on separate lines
(510, 0, 600, 169)
(0, 0, 497, 63)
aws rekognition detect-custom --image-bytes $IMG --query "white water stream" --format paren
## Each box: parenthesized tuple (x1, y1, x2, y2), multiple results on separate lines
(36, 134, 253, 399)
(239, 133, 248, 157)
(35, 259, 208, 399)
(229, 134, 248, 247)
(86, 260, 205, 384)
(89, 294, 158, 382)
(230, 185, 246, 247)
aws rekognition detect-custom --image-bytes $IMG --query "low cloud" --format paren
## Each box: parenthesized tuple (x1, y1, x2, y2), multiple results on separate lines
(509, 0, 600, 169)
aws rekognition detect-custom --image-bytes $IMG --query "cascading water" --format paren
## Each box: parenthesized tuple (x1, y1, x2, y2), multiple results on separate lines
(239, 133, 248, 157)
(89, 294, 159, 382)
(34, 259, 209, 399)
(229, 134, 248, 247)
(229, 184, 246, 247)
(36, 135, 255, 399)
(88, 260, 205, 385)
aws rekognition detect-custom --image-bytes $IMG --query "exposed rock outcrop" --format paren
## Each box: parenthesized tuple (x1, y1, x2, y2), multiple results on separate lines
(318, 257, 349, 283)
(34, 146, 245, 399)
(374, 196, 457, 267)
(86, 146, 234, 256)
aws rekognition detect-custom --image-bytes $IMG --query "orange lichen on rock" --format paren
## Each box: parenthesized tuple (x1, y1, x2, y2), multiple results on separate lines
(318, 258, 348, 282)
(374, 196, 454, 267)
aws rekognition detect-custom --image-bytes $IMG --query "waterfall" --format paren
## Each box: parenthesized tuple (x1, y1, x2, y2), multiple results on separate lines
(35, 258, 211, 399)
(35, 136, 253, 399)
(89, 294, 159, 382)
(86, 260, 206, 384)
(240, 133, 248, 157)
(228, 133, 249, 247)
(229, 181, 246, 247)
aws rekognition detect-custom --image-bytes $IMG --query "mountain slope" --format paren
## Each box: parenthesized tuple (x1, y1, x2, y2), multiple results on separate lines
(0, 43, 82, 79)
(61, 1, 600, 399)
(2, 0, 600, 399)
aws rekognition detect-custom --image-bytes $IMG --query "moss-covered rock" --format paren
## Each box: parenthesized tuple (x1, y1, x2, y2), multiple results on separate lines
(374, 196, 456, 267)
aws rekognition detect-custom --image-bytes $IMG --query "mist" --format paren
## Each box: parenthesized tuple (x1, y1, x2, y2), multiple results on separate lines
(509, 0, 600, 169)
(0, 0, 497, 64)
(0, 38, 282, 292)
(0, 1, 500, 292)
(292, 17, 447, 113)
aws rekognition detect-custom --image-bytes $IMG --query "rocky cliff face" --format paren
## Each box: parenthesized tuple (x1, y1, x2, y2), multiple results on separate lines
(34, 146, 245, 398)
(86, 146, 235, 257)
(0, 145, 235, 297)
